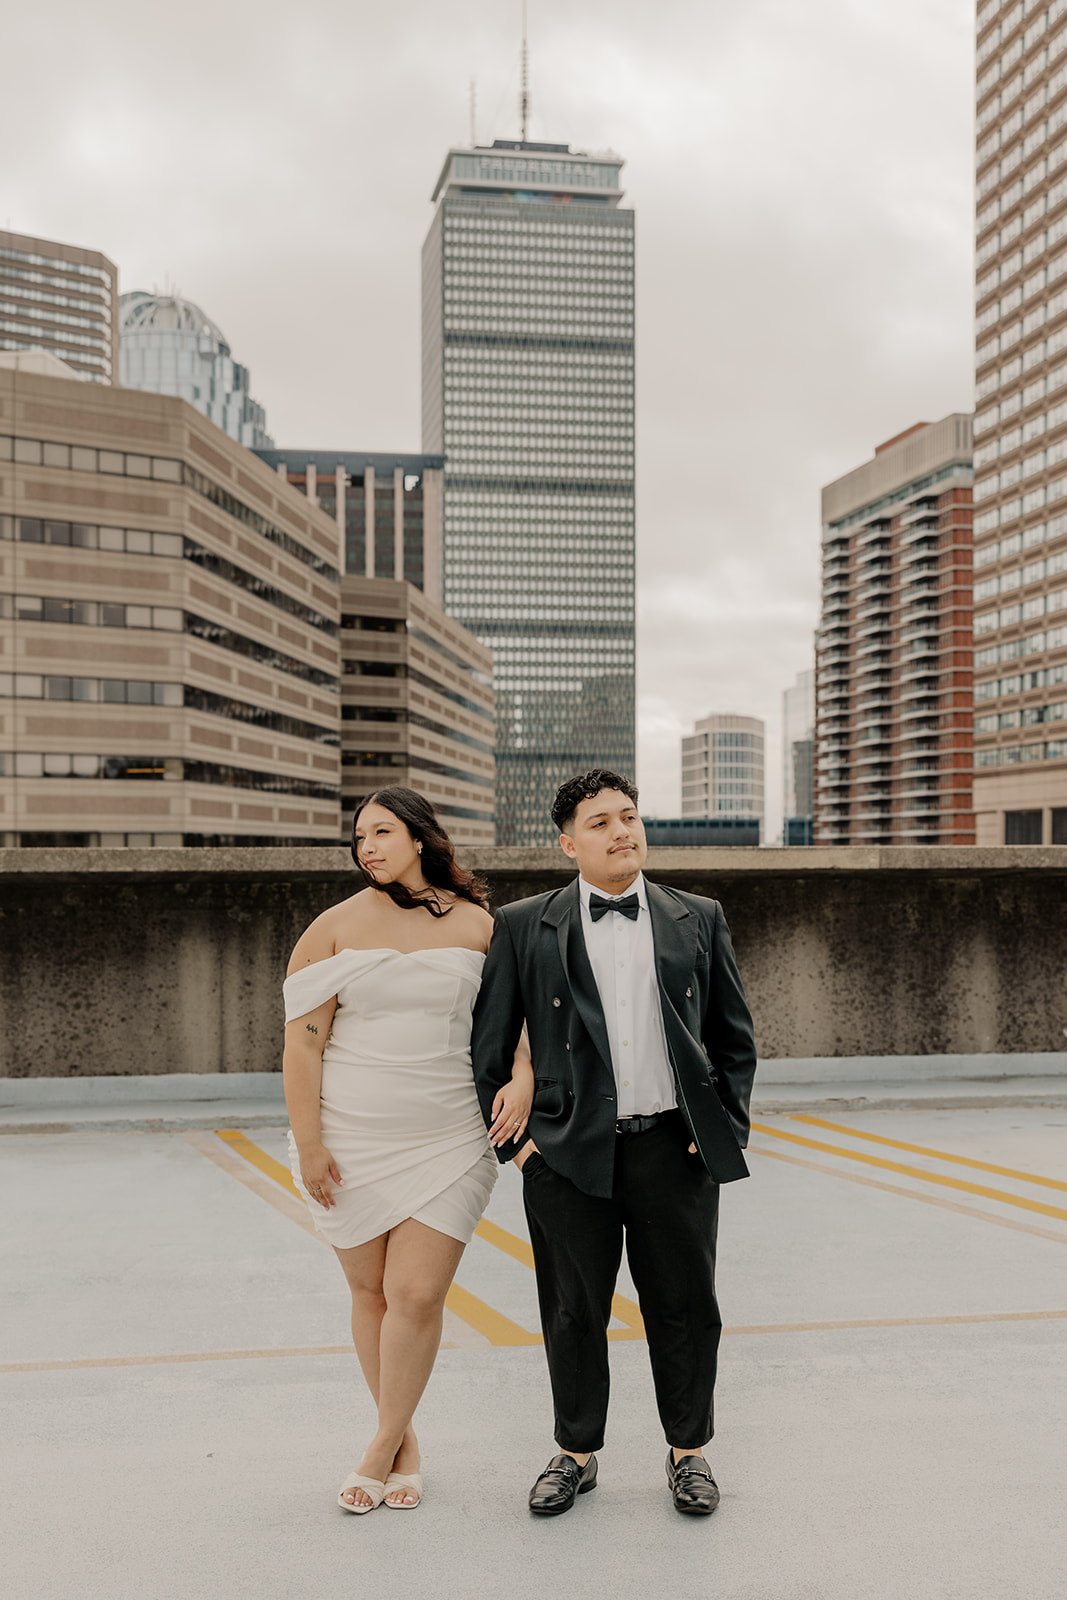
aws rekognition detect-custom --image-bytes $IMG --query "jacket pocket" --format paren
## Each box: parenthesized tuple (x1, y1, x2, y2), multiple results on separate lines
(532, 1076, 565, 1114)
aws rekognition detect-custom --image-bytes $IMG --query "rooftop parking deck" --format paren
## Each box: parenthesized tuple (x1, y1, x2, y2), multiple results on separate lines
(4, 1089, 1065, 1599)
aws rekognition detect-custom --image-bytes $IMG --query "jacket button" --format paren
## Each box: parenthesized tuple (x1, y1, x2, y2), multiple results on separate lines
(686, 987, 693, 998)
(565, 1042, 570, 1050)
(552, 997, 561, 1007)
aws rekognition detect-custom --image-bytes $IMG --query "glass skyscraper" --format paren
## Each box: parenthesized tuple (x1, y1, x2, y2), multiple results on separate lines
(422, 139, 635, 845)
(119, 292, 273, 449)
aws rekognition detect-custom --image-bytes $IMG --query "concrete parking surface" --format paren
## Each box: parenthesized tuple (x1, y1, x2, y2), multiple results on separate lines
(3, 1099, 1066, 1600)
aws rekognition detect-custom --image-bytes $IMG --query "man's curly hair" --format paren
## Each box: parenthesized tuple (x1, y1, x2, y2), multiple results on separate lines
(551, 769, 639, 834)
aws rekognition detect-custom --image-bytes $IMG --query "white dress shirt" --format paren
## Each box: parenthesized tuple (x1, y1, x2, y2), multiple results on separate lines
(577, 872, 677, 1118)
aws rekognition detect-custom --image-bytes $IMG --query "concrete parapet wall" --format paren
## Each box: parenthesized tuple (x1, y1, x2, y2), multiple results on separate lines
(1, 846, 1066, 1077)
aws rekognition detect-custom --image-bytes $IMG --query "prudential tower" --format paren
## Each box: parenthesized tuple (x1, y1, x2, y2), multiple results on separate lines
(422, 138, 636, 845)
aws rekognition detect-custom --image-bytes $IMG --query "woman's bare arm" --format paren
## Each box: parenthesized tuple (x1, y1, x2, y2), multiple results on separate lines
(283, 919, 341, 1205)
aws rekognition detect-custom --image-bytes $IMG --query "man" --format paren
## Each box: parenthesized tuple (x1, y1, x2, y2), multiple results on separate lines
(471, 769, 756, 1518)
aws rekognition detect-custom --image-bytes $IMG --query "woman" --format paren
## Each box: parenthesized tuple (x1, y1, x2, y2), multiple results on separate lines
(282, 787, 531, 1514)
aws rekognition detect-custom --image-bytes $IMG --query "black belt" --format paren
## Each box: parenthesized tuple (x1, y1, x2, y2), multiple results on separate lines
(615, 1111, 672, 1135)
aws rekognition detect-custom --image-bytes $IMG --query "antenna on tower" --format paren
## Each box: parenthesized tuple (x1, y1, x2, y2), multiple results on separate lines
(469, 78, 477, 146)
(519, 0, 529, 143)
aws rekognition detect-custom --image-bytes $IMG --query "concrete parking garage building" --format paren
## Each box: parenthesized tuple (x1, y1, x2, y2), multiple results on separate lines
(338, 576, 495, 847)
(0, 363, 341, 845)
(259, 449, 494, 845)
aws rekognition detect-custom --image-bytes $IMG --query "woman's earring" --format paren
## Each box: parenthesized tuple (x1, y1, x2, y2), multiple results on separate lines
(416, 842, 423, 855)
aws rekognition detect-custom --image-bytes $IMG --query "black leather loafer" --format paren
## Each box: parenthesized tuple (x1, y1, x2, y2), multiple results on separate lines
(666, 1452, 720, 1515)
(528, 1453, 598, 1515)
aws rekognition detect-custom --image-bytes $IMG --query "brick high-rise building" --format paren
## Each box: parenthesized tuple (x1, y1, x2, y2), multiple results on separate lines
(972, 0, 1067, 844)
(814, 417, 974, 846)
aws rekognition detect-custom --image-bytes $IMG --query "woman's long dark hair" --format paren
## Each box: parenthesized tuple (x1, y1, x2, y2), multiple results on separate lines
(351, 787, 489, 915)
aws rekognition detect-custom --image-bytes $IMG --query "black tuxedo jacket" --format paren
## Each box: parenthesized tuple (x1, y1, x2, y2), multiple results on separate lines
(470, 877, 756, 1199)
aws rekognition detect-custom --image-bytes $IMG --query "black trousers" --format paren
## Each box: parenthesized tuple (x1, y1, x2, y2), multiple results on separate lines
(521, 1111, 721, 1453)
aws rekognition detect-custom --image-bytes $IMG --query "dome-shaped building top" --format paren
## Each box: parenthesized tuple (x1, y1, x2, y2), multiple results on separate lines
(119, 290, 274, 450)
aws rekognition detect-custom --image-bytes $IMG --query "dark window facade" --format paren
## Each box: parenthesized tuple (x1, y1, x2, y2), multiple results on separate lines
(1004, 809, 1043, 844)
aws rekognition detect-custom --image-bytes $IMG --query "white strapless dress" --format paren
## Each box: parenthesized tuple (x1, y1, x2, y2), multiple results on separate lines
(282, 947, 497, 1250)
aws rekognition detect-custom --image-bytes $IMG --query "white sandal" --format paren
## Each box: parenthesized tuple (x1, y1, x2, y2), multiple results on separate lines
(383, 1471, 423, 1509)
(337, 1472, 386, 1514)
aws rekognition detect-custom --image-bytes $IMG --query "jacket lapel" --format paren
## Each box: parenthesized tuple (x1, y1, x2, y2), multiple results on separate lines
(645, 880, 699, 1013)
(541, 879, 613, 1077)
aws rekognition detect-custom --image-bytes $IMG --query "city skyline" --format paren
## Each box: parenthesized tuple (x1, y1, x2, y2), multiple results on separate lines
(2, 0, 978, 839)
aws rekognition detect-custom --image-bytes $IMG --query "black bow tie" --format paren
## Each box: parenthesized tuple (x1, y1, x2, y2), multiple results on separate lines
(588, 892, 640, 923)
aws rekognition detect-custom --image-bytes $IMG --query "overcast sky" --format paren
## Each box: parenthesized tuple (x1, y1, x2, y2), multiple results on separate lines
(4, 0, 977, 837)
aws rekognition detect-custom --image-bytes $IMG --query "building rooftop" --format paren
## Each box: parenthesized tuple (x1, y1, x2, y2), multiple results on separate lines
(3, 1079, 1062, 1597)
(821, 412, 973, 531)
(430, 140, 625, 204)
(0, 349, 85, 381)
(256, 448, 444, 475)
(119, 291, 229, 348)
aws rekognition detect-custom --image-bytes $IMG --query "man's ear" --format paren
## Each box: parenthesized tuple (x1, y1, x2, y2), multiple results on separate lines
(559, 832, 577, 860)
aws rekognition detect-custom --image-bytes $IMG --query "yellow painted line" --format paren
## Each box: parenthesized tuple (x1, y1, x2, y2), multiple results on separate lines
(216, 1132, 542, 1347)
(215, 1129, 301, 1198)
(184, 1131, 316, 1236)
(721, 1307, 1067, 1337)
(750, 1142, 1067, 1246)
(750, 1121, 1067, 1225)
(606, 1302, 647, 1340)
(443, 1283, 542, 1346)
(474, 1218, 646, 1338)
(6, 1306, 1067, 1375)
(0, 1346, 353, 1374)
(791, 1114, 1067, 1194)
(474, 1216, 534, 1267)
